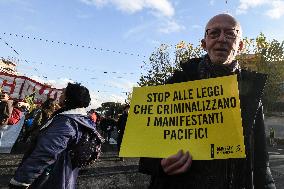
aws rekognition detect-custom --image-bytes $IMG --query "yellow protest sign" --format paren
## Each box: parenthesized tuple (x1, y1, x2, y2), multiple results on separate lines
(119, 75, 246, 160)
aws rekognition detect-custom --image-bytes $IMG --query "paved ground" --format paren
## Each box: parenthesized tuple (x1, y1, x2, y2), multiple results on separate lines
(0, 144, 151, 189)
(0, 115, 283, 188)
(267, 145, 284, 188)
(0, 143, 283, 189)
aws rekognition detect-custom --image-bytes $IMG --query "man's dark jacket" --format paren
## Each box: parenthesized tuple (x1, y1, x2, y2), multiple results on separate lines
(139, 58, 276, 189)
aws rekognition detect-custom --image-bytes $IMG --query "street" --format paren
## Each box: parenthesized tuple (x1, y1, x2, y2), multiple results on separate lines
(0, 144, 283, 189)
(268, 145, 284, 188)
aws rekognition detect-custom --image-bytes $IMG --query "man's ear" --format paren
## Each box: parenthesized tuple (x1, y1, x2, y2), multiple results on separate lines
(201, 39, 206, 50)
(238, 40, 244, 52)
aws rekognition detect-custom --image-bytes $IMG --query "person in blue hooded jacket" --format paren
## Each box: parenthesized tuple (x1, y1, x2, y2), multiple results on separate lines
(9, 82, 97, 189)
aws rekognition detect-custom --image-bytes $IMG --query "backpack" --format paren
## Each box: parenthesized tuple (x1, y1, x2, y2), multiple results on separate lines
(69, 126, 105, 168)
(23, 113, 105, 168)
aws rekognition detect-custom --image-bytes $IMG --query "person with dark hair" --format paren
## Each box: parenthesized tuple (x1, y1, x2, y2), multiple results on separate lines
(139, 14, 275, 189)
(269, 127, 276, 147)
(94, 112, 101, 125)
(22, 98, 57, 142)
(87, 109, 97, 126)
(9, 83, 101, 189)
(99, 115, 116, 143)
(117, 104, 130, 156)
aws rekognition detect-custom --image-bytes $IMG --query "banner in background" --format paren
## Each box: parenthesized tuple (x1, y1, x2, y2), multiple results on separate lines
(0, 72, 62, 103)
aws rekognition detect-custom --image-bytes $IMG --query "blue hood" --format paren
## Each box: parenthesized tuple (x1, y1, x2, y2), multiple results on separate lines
(61, 114, 96, 131)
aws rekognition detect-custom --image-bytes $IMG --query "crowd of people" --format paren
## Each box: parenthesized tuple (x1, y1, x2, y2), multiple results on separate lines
(0, 93, 26, 147)
(0, 13, 278, 189)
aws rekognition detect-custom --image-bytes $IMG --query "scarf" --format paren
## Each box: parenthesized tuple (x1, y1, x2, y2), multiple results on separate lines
(199, 55, 240, 79)
(194, 55, 241, 187)
(40, 107, 87, 130)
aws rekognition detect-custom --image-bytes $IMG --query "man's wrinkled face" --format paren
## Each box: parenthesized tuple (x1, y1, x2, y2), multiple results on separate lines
(202, 15, 243, 65)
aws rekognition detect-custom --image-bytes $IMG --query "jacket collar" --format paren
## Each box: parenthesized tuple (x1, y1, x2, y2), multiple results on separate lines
(59, 108, 87, 116)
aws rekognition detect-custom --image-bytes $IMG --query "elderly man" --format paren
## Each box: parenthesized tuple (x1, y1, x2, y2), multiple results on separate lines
(139, 14, 276, 189)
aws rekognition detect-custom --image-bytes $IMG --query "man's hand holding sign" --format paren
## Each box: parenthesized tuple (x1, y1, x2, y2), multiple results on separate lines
(119, 75, 245, 161)
(161, 150, 192, 175)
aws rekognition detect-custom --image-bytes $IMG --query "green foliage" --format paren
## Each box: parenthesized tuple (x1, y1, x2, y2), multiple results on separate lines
(238, 33, 284, 111)
(175, 42, 205, 65)
(139, 42, 206, 87)
(96, 102, 124, 118)
(125, 92, 132, 105)
(138, 44, 173, 87)
(24, 92, 36, 112)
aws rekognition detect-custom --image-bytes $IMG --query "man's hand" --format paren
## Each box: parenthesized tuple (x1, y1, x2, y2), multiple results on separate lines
(161, 150, 192, 175)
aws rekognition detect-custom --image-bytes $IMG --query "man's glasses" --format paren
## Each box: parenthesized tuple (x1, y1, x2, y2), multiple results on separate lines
(206, 28, 239, 39)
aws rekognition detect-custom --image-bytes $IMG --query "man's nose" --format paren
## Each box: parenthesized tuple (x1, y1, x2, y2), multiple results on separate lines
(217, 31, 226, 42)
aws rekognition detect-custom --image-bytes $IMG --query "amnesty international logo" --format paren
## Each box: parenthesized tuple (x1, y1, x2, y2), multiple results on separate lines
(120, 75, 246, 160)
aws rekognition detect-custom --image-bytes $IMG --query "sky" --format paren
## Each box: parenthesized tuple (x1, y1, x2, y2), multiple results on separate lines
(0, 0, 284, 108)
